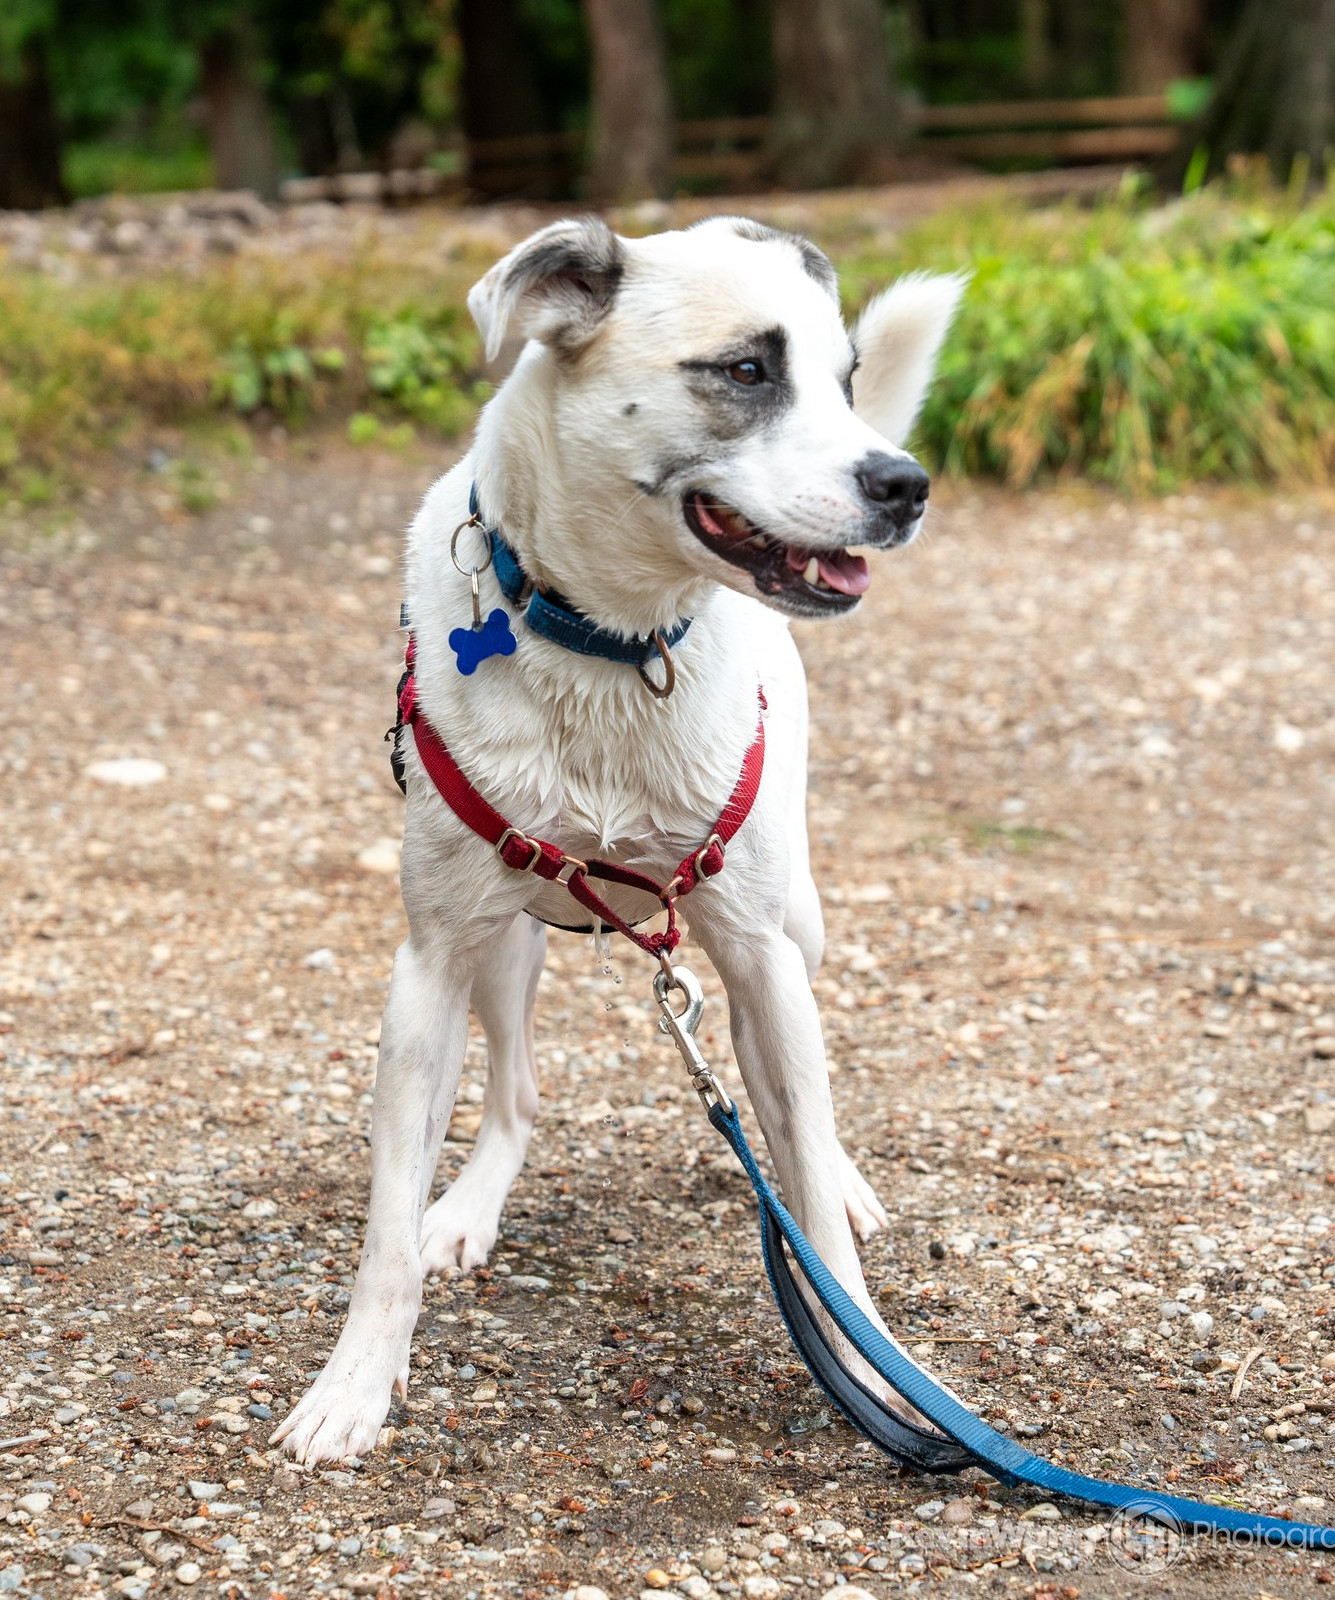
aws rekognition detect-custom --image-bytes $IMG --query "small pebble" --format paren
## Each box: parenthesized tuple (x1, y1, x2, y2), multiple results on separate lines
(175, 1562, 201, 1585)
(87, 757, 167, 786)
(356, 838, 401, 874)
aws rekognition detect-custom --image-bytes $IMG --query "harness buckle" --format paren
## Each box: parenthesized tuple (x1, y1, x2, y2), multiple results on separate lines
(496, 827, 542, 873)
(694, 832, 724, 880)
(556, 853, 587, 886)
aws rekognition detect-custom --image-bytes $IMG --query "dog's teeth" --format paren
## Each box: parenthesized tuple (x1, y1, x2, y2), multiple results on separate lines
(749, 534, 767, 549)
(804, 557, 820, 585)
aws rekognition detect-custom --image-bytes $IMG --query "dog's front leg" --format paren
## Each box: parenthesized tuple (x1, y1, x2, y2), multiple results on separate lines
(420, 913, 546, 1274)
(272, 932, 480, 1465)
(695, 919, 927, 1422)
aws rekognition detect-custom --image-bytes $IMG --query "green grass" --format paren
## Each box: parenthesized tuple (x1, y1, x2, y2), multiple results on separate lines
(2, 176, 1334, 499)
(0, 243, 488, 497)
(63, 141, 216, 199)
(966, 820, 1063, 855)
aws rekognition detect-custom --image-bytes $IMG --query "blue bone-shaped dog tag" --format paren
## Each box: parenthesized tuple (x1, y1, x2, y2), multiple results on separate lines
(449, 608, 518, 674)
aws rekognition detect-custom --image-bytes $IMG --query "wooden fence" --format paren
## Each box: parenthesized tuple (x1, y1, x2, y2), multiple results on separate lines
(279, 94, 1180, 205)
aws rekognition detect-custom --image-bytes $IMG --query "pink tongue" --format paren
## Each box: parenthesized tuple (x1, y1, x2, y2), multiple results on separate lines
(817, 549, 871, 595)
(784, 544, 870, 595)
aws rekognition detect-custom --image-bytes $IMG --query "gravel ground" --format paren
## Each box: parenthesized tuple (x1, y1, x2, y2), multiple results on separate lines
(1, 448, 1334, 1600)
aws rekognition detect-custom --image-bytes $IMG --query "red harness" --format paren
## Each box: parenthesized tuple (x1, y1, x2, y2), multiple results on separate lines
(396, 639, 766, 959)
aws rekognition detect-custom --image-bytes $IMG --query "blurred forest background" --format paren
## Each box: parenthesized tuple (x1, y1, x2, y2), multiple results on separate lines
(2, 0, 1332, 207)
(1, 0, 1333, 503)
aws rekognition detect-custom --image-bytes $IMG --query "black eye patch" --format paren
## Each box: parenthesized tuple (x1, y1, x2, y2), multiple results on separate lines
(678, 326, 792, 438)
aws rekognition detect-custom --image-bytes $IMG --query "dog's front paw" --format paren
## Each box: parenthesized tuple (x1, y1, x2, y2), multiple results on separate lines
(271, 1350, 408, 1465)
(839, 1148, 889, 1242)
(420, 1185, 501, 1276)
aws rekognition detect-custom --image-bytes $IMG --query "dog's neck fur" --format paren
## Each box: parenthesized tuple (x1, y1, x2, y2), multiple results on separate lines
(471, 344, 715, 640)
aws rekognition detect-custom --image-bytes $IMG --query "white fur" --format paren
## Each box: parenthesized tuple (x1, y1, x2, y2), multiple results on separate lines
(273, 218, 959, 1465)
(853, 270, 968, 447)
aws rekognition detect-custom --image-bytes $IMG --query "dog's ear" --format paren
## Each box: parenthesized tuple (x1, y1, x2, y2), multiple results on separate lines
(852, 271, 967, 447)
(467, 218, 626, 362)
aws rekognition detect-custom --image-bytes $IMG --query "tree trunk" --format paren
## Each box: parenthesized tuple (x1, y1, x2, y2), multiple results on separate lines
(583, 0, 673, 202)
(1020, 0, 1053, 93)
(200, 27, 281, 199)
(0, 42, 67, 211)
(1182, 0, 1335, 182)
(1051, 0, 1107, 96)
(768, 0, 905, 189)
(1121, 0, 1203, 93)
(459, 0, 555, 198)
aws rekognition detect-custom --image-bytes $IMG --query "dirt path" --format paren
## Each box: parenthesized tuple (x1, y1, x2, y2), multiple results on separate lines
(1, 448, 1334, 1599)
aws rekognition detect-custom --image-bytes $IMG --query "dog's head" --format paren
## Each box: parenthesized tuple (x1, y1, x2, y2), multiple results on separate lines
(468, 216, 964, 625)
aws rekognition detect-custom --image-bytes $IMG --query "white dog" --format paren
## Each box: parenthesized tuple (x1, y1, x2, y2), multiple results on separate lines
(274, 216, 963, 1464)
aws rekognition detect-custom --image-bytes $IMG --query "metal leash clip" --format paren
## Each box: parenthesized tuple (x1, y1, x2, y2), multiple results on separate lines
(652, 961, 732, 1113)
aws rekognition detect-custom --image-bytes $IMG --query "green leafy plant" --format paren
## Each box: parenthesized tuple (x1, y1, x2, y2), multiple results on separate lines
(839, 182, 1335, 490)
(0, 243, 482, 492)
(363, 308, 479, 434)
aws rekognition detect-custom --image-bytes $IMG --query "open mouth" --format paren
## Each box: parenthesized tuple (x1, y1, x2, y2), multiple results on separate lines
(683, 492, 869, 615)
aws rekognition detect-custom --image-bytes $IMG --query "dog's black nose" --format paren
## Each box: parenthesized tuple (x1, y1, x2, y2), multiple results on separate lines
(855, 452, 930, 519)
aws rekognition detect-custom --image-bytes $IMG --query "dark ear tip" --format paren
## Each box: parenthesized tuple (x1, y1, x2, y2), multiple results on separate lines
(494, 217, 627, 350)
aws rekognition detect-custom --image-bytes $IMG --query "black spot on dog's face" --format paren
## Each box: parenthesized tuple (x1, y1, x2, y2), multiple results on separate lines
(635, 452, 712, 499)
(677, 326, 793, 441)
(623, 402, 638, 416)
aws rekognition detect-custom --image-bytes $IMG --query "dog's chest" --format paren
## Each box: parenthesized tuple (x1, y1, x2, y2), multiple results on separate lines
(474, 703, 734, 854)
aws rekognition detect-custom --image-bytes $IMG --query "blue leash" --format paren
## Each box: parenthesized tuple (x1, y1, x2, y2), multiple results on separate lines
(707, 1099, 1335, 1548)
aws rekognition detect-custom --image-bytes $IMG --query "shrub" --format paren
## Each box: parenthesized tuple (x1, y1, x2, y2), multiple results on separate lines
(0, 246, 482, 491)
(839, 183, 1335, 489)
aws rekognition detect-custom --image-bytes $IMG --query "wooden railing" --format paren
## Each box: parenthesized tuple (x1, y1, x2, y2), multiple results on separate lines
(279, 94, 1180, 205)
(915, 93, 1178, 162)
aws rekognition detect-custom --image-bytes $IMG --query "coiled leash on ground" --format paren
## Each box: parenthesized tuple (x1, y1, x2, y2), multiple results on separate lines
(654, 962, 1335, 1553)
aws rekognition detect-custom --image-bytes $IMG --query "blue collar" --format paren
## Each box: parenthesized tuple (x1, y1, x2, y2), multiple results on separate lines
(470, 483, 691, 667)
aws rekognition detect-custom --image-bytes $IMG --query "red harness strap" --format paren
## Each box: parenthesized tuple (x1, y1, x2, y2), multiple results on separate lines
(397, 643, 765, 959)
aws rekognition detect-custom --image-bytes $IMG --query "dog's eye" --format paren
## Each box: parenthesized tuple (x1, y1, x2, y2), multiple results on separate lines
(725, 359, 765, 387)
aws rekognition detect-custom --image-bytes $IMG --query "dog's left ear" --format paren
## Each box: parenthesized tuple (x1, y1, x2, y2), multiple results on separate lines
(852, 271, 968, 448)
(468, 218, 626, 362)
